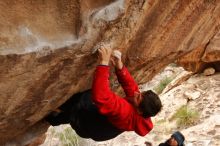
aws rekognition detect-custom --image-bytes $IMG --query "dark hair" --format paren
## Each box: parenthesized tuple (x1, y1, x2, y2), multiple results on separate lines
(139, 90, 162, 118)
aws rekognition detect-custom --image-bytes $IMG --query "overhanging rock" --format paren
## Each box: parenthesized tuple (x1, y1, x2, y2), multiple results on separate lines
(0, 0, 219, 145)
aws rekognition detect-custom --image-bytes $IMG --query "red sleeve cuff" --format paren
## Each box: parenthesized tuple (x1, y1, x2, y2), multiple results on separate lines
(115, 66, 126, 75)
(95, 65, 110, 78)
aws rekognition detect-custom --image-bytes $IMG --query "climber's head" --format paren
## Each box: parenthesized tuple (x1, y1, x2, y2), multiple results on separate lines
(131, 90, 162, 118)
(168, 131, 185, 146)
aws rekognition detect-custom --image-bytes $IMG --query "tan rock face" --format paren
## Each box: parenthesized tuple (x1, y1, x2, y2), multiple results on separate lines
(177, 31, 220, 73)
(0, 0, 220, 145)
(177, 46, 207, 72)
(26, 134, 46, 146)
(202, 31, 220, 63)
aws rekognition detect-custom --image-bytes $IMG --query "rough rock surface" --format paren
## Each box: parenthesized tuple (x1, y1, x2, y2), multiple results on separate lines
(0, 0, 220, 145)
(177, 31, 220, 73)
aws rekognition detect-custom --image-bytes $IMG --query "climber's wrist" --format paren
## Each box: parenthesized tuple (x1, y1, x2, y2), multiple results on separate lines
(100, 60, 109, 66)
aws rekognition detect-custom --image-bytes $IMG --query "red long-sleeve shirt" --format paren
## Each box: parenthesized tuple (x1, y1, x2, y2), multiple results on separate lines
(92, 65, 153, 136)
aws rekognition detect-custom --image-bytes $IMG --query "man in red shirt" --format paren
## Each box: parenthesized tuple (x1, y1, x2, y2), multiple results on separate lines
(46, 47, 162, 141)
(92, 47, 162, 136)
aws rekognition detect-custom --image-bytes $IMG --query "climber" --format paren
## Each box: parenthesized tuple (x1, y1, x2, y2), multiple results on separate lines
(45, 48, 162, 141)
(158, 131, 185, 146)
(92, 47, 162, 136)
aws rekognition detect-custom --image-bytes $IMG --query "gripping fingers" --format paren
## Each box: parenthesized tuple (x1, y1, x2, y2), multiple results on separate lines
(113, 50, 122, 59)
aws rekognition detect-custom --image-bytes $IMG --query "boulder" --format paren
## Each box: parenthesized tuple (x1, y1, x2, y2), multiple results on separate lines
(184, 90, 201, 100)
(203, 67, 216, 76)
(177, 46, 207, 72)
(177, 31, 220, 73)
(0, 0, 220, 145)
(202, 31, 220, 63)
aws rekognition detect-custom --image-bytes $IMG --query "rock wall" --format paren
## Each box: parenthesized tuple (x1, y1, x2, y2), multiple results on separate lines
(177, 31, 220, 72)
(0, 0, 219, 145)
